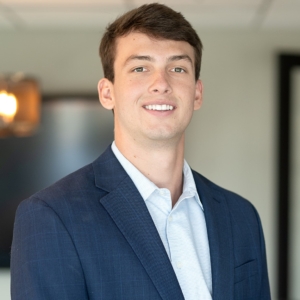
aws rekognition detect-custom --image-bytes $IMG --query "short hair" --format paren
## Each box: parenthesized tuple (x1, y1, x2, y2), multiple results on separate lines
(99, 3, 203, 82)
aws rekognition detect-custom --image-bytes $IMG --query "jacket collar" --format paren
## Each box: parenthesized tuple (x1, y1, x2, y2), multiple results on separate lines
(193, 171, 234, 300)
(92, 145, 128, 192)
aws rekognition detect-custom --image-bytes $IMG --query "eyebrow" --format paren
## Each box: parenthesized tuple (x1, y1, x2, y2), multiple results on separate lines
(167, 55, 193, 65)
(124, 55, 153, 66)
(124, 54, 193, 66)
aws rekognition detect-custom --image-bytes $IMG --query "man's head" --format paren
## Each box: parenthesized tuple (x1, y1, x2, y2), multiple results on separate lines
(98, 4, 203, 150)
(99, 3, 203, 82)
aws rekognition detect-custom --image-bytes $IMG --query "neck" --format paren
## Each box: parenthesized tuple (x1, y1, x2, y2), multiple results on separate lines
(115, 136, 185, 206)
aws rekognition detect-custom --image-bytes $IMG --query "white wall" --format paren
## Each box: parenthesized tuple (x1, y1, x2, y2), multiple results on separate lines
(0, 269, 10, 299)
(1, 28, 300, 299)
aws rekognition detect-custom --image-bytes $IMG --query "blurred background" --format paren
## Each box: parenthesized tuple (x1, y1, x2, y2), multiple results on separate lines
(1, 0, 300, 299)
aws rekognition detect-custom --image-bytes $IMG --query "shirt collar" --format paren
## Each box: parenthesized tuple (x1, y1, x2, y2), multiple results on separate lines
(111, 141, 203, 210)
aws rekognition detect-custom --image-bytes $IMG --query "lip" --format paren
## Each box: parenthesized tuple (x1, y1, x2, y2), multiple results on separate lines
(143, 107, 175, 116)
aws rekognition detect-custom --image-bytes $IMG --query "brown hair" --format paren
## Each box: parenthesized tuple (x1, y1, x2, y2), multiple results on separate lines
(99, 3, 203, 82)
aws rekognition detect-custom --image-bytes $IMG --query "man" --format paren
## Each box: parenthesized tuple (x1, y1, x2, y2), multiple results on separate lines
(11, 3, 270, 300)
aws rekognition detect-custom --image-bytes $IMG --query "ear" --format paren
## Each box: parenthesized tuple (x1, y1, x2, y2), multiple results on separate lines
(98, 78, 115, 110)
(193, 79, 203, 111)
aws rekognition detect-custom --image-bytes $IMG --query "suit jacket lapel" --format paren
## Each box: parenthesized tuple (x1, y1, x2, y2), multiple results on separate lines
(93, 147, 184, 300)
(193, 171, 234, 300)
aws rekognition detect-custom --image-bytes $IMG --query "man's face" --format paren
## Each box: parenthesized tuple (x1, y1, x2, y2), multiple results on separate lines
(98, 32, 203, 147)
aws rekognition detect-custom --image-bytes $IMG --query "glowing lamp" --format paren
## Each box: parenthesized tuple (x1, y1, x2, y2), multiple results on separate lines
(0, 92, 18, 124)
(0, 77, 40, 137)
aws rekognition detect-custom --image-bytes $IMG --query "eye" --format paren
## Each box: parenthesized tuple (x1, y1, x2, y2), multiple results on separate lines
(133, 67, 146, 72)
(172, 67, 185, 73)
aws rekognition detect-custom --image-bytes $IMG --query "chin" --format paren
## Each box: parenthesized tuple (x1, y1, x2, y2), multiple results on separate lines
(146, 131, 182, 143)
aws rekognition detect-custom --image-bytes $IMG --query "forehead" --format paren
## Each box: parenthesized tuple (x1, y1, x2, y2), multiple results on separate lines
(114, 32, 195, 64)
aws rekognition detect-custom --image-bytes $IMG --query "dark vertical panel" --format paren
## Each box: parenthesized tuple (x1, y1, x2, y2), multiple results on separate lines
(277, 55, 300, 300)
(278, 54, 291, 299)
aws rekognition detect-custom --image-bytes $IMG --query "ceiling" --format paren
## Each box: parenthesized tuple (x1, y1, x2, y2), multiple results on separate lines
(0, 0, 300, 31)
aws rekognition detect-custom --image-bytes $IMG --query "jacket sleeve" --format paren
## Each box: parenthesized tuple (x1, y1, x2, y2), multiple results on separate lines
(11, 197, 89, 300)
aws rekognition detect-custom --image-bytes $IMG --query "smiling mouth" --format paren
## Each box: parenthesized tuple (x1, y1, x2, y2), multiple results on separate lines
(144, 104, 175, 111)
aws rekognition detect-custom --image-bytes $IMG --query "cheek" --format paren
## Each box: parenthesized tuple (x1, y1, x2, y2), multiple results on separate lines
(113, 82, 129, 102)
(113, 85, 141, 114)
(123, 81, 146, 104)
(179, 83, 197, 100)
(175, 78, 194, 91)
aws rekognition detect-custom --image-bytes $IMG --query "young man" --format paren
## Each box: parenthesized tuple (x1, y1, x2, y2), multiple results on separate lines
(11, 4, 271, 300)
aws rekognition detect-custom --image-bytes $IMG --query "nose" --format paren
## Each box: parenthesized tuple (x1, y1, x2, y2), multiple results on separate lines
(149, 70, 172, 94)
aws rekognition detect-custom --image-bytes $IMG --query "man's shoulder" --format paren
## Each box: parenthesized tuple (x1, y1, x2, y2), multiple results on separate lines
(192, 169, 257, 214)
(18, 145, 125, 213)
(24, 162, 95, 206)
(26, 145, 116, 203)
(192, 170, 264, 246)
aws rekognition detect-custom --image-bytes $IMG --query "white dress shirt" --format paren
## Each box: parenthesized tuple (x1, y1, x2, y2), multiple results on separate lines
(112, 142, 212, 300)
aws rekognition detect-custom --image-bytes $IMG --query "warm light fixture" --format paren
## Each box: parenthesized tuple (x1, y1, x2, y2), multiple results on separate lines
(0, 91, 18, 124)
(0, 74, 40, 137)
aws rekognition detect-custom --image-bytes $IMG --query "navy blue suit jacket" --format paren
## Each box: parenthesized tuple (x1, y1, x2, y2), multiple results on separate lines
(11, 146, 270, 299)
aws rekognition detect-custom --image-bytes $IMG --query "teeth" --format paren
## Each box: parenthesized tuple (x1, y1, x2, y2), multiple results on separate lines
(145, 105, 174, 111)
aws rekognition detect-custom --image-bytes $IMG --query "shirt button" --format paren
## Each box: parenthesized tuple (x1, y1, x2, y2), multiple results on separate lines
(177, 261, 182, 269)
(168, 216, 173, 222)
